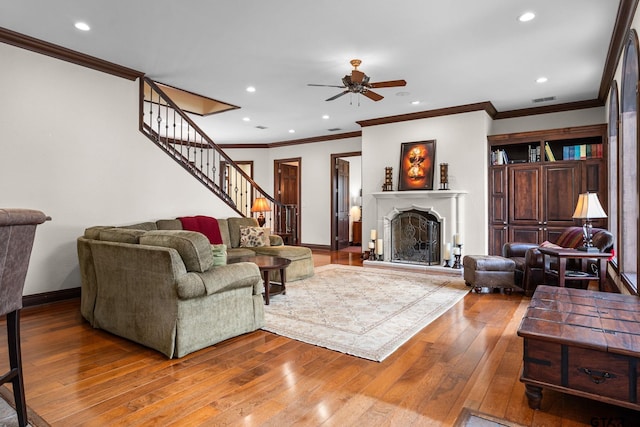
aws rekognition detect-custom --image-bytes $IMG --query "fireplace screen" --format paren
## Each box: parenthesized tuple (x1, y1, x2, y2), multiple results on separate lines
(391, 210, 440, 265)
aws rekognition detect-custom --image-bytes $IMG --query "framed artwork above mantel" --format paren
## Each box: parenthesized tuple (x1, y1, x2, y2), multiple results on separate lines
(398, 140, 436, 191)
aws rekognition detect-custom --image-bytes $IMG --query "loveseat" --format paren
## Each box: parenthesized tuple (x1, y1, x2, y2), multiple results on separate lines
(77, 216, 314, 358)
(502, 226, 613, 296)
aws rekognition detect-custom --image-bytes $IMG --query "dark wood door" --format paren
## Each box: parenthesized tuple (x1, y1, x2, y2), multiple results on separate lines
(335, 158, 350, 249)
(509, 165, 542, 224)
(274, 160, 300, 243)
(543, 163, 581, 226)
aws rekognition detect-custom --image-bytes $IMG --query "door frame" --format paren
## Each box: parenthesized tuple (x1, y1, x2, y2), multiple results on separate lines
(274, 157, 301, 243)
(330, 151, 362, 251)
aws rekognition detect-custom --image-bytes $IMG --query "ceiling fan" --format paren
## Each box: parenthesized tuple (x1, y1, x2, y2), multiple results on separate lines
(308, 59, 407, 102)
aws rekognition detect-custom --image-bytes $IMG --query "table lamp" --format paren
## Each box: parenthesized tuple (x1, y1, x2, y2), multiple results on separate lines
(251, 197, 271, 226)
(572, 192, 607, 252)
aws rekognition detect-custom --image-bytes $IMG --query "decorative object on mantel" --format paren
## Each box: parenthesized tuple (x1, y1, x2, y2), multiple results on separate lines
(382, 167, 393, 191)
(443, 242, 452, 267)
(452, 233, 463, 269)
(368, 229, 378, 260)
(398, 140, 436, 191)
(439, 163, 449, 190)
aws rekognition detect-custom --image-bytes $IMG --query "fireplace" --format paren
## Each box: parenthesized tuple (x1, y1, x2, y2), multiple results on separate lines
(391, 209, 440, 265)
(370, 190, 466, 269)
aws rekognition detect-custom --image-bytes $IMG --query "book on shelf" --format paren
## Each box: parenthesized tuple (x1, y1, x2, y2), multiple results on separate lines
(560, 143, 603, 160)
(544, 142, 556, 161)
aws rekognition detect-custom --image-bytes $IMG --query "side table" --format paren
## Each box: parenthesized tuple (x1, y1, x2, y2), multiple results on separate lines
(537, 246, 610, 291)
(228, 255, 291, 304)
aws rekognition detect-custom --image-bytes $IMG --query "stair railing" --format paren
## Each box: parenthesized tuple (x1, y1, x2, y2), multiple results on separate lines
(139, 77, 298, 244)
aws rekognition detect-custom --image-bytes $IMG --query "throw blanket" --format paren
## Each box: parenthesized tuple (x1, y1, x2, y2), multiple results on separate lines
(179, 215, 223, 244)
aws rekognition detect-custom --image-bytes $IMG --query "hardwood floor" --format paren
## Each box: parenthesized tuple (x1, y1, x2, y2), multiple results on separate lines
(0, 250, 635, 426)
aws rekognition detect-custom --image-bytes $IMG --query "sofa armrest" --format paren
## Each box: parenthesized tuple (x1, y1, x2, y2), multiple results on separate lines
(269, 234, 284, 246)
(194, 262, 262, 296)
(524, 247, 545, 268)
(502, 242, 539, 258)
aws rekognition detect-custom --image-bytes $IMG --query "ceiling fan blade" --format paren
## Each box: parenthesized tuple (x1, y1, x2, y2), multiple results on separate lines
(369, 79, 407, 88)
(363, 90, 383, 101)
(308, 84, 346, 88)
(351, 70, 365, 84)
(326, 91, 349, 101)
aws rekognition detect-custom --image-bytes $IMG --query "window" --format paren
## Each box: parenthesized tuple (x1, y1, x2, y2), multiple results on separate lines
(619, 29, 639, 292)
(608, 81, 619, 266)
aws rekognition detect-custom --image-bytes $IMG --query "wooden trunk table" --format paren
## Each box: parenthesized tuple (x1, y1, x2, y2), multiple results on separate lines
(518, 285, 640, 411)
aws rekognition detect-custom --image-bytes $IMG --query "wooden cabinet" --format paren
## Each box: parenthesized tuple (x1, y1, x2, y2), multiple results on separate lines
(488, 125, 608, 255)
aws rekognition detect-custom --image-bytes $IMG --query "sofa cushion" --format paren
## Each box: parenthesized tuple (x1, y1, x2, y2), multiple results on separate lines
(228, 217, 260, 248)
(156, 219, 182, 230)
(211, 244, 227, 266)
(251, 245, 312, 261)
(239, 226, 270, 247)
(99, 228, 146, 244)
(121, 221, 158, 231)
(140, 230, 214, 273)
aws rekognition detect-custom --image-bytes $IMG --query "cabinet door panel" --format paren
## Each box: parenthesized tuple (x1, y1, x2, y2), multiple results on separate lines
(509, 166, 541, 223)
(489, 225, 508, 255)
(544, 164, 581, 224)
(510, 226, 543, 244)
(490, 168, 508, 224)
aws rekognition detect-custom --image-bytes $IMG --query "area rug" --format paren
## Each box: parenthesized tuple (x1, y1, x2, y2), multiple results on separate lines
(0, 386, 50, 427)
(454, 408, 526, 427)
(262, 264, 470, 361)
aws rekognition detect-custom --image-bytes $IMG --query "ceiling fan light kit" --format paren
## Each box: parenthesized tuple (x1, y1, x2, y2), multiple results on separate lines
(308, 59, 406, 102)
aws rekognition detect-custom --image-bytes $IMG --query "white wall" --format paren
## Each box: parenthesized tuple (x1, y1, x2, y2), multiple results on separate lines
(489, 107, 605, 135)
(0, 43, 236, 295)
(225, 137, 362, 246)
(361, 111, 491, 256)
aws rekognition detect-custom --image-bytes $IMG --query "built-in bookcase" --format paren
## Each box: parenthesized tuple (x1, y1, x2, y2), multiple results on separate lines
(486, 124, 607, 255)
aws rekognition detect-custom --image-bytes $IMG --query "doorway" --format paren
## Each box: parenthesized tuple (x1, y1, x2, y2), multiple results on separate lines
(330, 151, 362, 251)
(274, 157, 301, 244)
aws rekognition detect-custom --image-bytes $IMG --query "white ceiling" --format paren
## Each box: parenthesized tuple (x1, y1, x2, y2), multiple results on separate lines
(0, 0, 620, 144)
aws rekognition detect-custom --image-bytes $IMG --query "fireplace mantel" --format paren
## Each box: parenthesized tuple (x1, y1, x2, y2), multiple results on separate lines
(372, 190, 468, 199)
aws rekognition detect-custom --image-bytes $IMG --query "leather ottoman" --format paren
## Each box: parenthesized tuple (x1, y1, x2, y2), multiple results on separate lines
(463, 255, 519, 294)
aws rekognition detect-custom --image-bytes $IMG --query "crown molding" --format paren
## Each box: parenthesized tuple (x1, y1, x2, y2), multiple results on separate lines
(218, 131, 362, 149)
(494, 99, 604, 120)
(356, 102, 497, 127)
(0, 26, 143, 80)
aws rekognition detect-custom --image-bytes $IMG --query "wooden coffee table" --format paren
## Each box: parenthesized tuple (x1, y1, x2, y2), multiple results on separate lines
(518, 285, 640, 411)
(228, 255, 291, 304)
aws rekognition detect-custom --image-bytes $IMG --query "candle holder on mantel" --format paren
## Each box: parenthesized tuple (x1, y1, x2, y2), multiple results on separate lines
(382, 167, 393, 191)
(452, 244, 463, 269)
(439, 163, 449, 190)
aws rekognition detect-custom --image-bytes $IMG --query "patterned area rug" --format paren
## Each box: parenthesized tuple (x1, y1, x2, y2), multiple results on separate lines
(0, 386, 50, 427)
(454, 408, 527, 427)
(263, 264, 470, 361)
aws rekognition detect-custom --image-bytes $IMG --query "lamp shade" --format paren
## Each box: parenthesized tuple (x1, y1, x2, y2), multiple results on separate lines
(572, 192, 607, 220)
(251, 197, 271, 213)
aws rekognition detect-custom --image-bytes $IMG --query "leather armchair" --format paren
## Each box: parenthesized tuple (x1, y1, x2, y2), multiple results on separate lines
(503, 227, 614, 296)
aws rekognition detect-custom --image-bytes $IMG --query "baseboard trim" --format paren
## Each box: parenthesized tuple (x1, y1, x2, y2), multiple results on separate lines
(23, 287, 81, 307)
(302, 243, 331, 251)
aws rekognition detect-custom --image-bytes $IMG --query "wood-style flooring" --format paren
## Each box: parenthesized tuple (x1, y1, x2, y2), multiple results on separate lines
(0, 249, 636, 426)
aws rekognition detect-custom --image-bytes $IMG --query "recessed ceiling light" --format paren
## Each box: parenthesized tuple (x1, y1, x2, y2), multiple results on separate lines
(288, 129, 295, 133)
(246, 86, 256, 93)
(74, 22, 91, 31)
(536, 77, 548, 83)
(518, 12, 536, 22)
(411, 100, 420, 105)
(322, 114, 330, 120)
(242, 117, 250, 122)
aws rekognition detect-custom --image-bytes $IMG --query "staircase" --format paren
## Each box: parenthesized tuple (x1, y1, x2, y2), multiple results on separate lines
(139, 77, 298, 244)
